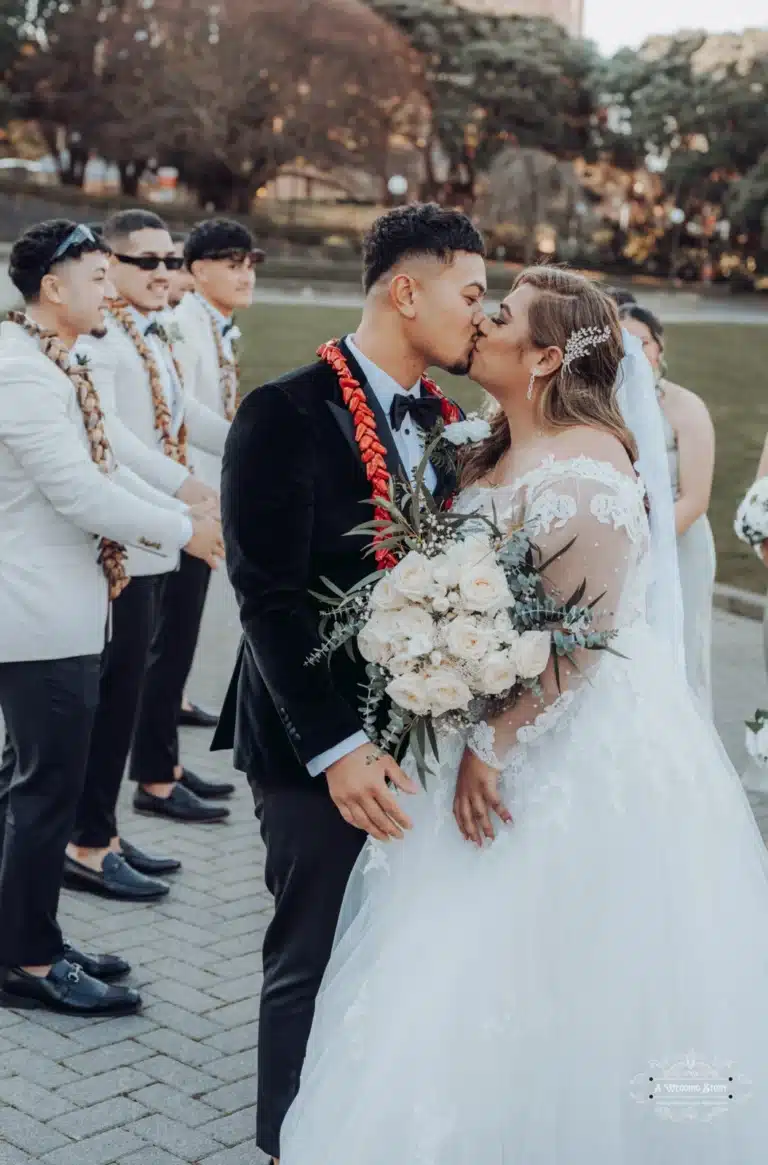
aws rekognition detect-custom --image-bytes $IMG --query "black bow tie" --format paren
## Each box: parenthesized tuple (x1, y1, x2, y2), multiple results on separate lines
(222, 321, 235, 336)
(144, 320, 165, 340)
(389, 392, 442, 433)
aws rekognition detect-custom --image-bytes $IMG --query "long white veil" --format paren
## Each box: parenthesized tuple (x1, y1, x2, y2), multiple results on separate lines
(616, 328, 686, 674)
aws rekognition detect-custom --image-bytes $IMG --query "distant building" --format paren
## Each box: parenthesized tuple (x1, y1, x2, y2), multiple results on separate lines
(454, 0, 584, 38)
(642, 28, 768, 74)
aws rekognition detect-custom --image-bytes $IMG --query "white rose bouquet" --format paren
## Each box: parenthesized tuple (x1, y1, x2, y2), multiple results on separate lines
(735, 477, 768, 553)
(308, 428, 617, 782)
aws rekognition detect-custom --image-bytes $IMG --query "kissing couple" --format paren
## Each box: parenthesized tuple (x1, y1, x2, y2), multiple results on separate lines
(214, 204, 768, 1164)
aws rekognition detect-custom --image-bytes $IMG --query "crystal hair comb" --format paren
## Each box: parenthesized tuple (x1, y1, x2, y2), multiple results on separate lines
(562, 325, 612, 371)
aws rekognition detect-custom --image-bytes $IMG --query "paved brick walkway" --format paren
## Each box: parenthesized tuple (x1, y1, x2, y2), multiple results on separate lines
(1, 574, 768, 1164)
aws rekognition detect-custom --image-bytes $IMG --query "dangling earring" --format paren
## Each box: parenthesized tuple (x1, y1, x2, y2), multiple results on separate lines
(527, 370, 538, 400)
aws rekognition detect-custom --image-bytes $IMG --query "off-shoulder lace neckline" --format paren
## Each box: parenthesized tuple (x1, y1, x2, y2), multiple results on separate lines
(466, 455, 642, 498)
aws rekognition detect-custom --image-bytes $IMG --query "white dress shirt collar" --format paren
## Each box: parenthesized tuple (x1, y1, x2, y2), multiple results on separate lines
(194, 292, 232, 333)
(345, 334, 422, 418)
(125, 304, 156, 336)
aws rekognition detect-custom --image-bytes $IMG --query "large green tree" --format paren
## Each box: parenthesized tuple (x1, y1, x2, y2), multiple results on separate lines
(368, 0, 596, 202)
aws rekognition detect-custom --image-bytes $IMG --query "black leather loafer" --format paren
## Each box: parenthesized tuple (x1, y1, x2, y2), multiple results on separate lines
(179, 702, 219, 728)
(62, 941, 130, 980)
(134, 783, 230, 823)
(120, 838, 182, 876)
(1, 960, 141, 1015)
(63, 852, 170, 900)
(179, 768, 235, 800)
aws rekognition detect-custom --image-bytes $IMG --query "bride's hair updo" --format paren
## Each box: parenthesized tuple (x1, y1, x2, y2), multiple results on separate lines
(462, 266, 638, 487)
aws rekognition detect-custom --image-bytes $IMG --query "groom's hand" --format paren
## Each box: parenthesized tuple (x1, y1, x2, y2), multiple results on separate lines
(326, 745, 417, 841)
(454, 749, 513, 846)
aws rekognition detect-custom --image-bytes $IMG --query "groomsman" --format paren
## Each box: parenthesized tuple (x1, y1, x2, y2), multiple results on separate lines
(0, 219, 221, 1013)
(167, 232, 195, 309)
(170, 219, 262, 737)
(65, 209, 231, 906)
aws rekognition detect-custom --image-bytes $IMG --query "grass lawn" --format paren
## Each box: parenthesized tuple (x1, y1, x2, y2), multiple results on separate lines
(237, 302, 768, 594)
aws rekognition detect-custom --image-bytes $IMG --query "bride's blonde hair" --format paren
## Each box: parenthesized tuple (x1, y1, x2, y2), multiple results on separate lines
(462, 266, 637, 488)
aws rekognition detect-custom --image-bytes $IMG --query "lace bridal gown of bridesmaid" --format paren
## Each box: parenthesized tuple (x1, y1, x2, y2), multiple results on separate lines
(280, 456, 768, 1165)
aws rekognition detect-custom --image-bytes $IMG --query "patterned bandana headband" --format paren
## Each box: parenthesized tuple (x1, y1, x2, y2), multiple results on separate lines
(562, 325, 612, 372)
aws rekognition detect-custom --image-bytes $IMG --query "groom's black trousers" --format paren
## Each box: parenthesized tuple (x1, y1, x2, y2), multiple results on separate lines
(253, 784, 366, 1159)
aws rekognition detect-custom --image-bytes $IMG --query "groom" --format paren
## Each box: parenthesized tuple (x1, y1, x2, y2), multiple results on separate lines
(213, 203, 486, 1160)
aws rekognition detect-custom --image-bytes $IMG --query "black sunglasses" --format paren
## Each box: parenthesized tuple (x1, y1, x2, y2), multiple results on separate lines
(199, 248, 265, 266)
(49, 223, 99, 266)
(114, 253, 185, 272)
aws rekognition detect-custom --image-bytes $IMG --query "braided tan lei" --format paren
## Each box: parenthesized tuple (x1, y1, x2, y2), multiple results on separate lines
(197, 298, 239, 422)
(9, 311, 130, 600)
(107, 300, 189, 465)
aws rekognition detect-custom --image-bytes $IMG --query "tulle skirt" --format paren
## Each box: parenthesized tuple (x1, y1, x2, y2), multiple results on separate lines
(280, 623, 768, 1164)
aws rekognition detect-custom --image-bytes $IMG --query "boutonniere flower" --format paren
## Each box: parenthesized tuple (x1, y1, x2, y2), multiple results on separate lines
(166, 321, 184, 346)
(74, 353, 91, 369)
(442, 415, 492, 446)
(226, 324, 242, 344)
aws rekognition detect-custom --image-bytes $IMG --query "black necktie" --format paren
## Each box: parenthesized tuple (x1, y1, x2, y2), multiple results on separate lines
(389, 393, 442, 433)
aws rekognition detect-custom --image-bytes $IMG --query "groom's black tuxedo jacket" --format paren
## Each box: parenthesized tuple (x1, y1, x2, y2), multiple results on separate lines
(212, 337, 460, 793)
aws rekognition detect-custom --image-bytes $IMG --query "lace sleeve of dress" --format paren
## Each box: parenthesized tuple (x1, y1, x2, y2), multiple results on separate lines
(467, 458, 647, 770)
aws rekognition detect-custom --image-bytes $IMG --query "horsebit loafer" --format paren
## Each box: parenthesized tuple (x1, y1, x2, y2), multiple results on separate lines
(1, 959, 141, 1015)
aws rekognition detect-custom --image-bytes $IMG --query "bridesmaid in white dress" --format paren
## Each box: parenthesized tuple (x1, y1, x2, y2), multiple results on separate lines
(621, 304, 716, 709)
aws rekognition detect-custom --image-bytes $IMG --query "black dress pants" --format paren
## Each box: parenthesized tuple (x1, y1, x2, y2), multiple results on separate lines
(71, 576, 161, 848)
(253, 785, 366, 1159)
(0, 655, 100, 967)
(129, 553, 211, 784)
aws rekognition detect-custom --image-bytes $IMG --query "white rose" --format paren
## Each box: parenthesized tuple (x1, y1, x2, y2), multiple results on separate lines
(388, 653, 414, 676)
(370, 574, 406, 612)
(433, 534, 493, 590)
(423, 666, 473, 716)
(357, 610, 400, 665)
(395, 605, 435, 659)
(458, 560, 511, 614)
(509, 629, 552, 679)
(442, 415, 492, 446)
(493, 609, 515, 642)
(386, 671, 431, 716)
(444, 614, 494, 662)
(478, 650, 518, 696)
(390, 550, 434, 602)
(432, 594, 451, 614)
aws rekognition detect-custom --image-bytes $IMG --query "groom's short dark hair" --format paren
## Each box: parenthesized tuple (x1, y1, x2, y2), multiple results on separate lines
(362, 203, 485, 294)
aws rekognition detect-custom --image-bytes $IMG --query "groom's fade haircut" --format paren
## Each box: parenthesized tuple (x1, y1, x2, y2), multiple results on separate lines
(9, 218, 110, 301)
(101, 208, 168, 249)
(361, 203, 485, 295)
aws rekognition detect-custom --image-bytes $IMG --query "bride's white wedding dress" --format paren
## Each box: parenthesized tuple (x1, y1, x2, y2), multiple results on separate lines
(280, 456, 768, 1165)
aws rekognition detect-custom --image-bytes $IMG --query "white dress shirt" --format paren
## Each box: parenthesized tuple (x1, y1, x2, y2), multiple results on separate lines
(132, 307, 185, 439)
(307, 338, 438, 777)
(193, 293, 238, 362)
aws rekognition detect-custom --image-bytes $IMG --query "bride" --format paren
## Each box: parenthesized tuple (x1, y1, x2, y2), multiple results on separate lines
(280, 267, 768, 1163)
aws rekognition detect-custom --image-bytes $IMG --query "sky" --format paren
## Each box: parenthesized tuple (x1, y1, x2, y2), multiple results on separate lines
(584, 0, 767, 55)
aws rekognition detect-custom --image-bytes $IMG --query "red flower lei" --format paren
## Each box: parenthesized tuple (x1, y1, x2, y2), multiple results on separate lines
(318, 338, 461, 570)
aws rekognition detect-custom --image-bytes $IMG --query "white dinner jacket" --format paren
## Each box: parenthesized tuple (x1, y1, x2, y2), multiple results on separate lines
(76, 313, 229, 574)
(0, 322, 192, 663)
(172, 293, 233, 489)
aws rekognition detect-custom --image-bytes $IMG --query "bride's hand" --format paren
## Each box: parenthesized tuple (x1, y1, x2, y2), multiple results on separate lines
(453, 748, 513, 846)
